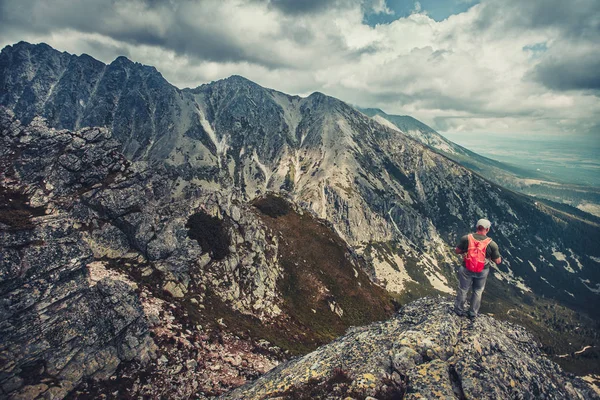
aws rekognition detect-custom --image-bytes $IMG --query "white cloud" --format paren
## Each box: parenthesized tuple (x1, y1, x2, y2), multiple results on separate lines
(369, 0, 394, 15)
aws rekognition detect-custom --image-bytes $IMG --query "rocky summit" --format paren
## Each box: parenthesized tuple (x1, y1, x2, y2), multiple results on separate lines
(222, 298, 598, 400)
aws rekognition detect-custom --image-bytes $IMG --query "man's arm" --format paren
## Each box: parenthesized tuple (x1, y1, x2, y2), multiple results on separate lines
(455, 235, 468, 255)
(490, 241, 501, 264)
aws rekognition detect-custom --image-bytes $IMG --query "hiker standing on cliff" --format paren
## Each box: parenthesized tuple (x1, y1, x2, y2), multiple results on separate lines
(454, 218, 501, 318)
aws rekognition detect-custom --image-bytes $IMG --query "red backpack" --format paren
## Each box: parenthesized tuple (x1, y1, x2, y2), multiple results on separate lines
(464, 234, 492, 273)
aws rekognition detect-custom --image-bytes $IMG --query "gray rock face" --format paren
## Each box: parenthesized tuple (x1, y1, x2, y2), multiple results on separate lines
(221, 297, 598, 400)
(0, 115, 155, 398)
(0, 41, 183, 160)
(0, 105, 283, 320)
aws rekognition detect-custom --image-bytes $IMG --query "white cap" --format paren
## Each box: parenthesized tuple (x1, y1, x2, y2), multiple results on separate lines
(476, 218, 491, 229)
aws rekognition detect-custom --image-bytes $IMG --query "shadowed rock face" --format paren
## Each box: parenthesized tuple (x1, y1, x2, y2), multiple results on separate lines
(0, 111, 155, 399)
(221, 297, 598, 400)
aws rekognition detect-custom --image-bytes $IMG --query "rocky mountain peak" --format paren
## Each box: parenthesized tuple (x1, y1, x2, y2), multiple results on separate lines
(222, 74, 259, 86)
(305, 90, 348, 110)
(222, 297, 598, 400)
(111, 55, 133, 64)
(5, 41, 54, 53)
(109, 55, 164, 79)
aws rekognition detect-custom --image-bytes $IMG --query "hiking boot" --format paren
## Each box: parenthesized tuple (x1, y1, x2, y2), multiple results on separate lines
(467, 310, 477, 319)
(453, 308, 466, 317)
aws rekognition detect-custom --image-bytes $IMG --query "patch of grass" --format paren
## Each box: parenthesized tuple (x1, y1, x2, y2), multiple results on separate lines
(256, 195, 395, 354)
(253, 195, 290, 218)
(185, 211, 230, 260)
(187, 195, 394, 357)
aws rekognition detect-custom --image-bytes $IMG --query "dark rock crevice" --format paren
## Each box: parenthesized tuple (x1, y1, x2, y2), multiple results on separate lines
(448, 364, 466, 400)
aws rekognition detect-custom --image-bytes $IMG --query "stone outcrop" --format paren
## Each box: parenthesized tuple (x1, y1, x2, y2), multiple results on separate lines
(0, 112, 155, 398)
(222, 297, 598, 400)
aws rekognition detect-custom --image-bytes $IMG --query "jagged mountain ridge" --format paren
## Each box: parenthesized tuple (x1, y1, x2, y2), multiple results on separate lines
(1, 41, 599, 317)
(358, 107, 551, 181)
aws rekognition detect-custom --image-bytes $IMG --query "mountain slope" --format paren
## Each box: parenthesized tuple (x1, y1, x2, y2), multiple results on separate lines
(359, 107, 600, 219)
(358, 107, 552, 181)
(1, 42, 599, 319)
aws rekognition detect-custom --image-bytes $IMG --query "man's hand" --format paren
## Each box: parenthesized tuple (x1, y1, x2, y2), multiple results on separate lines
(493, 257, 501, 264)
(455, 247, 463, 255)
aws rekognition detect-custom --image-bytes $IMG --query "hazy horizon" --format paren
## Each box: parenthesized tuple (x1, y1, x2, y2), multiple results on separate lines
(442, 131, 600, 187)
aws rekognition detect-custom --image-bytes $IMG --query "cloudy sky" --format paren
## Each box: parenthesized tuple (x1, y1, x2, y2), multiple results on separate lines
(1, 0, 599, 138)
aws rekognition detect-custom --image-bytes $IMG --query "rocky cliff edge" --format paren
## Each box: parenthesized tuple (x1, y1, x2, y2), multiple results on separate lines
(222, 297, 598, 400)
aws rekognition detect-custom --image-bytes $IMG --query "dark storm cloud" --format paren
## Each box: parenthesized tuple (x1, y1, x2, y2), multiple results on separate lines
(531, 54, 600, 92)
(267, 0, 338, 14)
(0, 0, 297, 68)
(476, 0, 600, 38)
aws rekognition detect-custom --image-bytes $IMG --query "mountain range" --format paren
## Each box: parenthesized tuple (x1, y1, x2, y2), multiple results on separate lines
(359, 108, 600, 218)
(1, 41, 599, 398)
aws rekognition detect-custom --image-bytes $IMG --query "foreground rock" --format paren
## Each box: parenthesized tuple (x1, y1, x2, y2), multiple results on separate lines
(221, 298, 598, 400)
(0, 114, 155, 398)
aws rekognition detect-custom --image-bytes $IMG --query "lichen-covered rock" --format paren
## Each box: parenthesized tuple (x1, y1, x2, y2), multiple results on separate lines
(221, 298, 598, 400)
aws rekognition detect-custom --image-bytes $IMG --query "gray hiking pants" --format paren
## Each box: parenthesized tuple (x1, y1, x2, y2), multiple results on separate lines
(454, 266, 489, 316)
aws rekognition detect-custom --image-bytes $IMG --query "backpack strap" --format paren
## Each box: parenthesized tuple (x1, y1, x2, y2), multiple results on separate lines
(467, 235, 493, 255)
(481, 237, 492, 249)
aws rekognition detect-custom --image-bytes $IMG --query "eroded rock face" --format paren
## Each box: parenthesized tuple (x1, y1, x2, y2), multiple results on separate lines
(221, 298, 598, 400)
(0, 106, 284, 321)
(0, 115, 155, 398)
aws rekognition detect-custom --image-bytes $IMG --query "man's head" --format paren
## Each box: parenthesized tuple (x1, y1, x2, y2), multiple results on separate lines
(476, 218, 491, 233)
